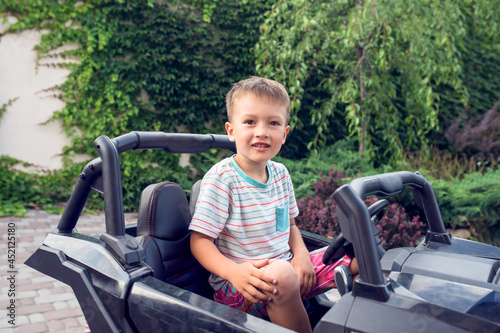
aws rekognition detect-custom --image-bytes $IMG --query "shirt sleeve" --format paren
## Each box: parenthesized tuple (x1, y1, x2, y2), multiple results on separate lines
(189, 170, 230, 239)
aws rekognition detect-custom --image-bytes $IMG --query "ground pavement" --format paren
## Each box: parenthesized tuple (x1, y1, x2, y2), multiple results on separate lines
(0, 209, 136, 333)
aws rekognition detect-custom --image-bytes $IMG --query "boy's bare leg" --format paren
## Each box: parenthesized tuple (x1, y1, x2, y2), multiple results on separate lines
(349, 257, 359, 280)
(263, 260, 312, 333)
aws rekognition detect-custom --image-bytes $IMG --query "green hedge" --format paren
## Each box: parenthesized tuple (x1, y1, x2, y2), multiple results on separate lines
(432, 168, 500, 245)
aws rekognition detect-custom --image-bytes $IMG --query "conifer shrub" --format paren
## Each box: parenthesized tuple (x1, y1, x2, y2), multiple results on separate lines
(296, 168, 426, 250)
(433, 168, 500, 245)
(401, 147, 488, 181)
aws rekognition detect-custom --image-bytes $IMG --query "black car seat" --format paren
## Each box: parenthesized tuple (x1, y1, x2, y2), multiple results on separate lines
(137, 181, 213, 299)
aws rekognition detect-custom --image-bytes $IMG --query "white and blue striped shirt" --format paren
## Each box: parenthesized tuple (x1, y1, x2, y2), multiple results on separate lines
(189, 156, 299, 289)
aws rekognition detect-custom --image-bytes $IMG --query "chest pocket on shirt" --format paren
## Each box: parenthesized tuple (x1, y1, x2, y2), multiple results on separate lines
(276, 204, 289, 232)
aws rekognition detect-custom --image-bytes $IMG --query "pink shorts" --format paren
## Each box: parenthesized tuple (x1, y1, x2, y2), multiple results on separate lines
(213, 248, 351, 318)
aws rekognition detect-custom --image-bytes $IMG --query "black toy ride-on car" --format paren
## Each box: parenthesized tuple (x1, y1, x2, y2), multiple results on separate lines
(26, 131, 500, 332)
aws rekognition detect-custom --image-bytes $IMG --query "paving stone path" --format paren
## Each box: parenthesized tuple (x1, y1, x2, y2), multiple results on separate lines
(0, 209, 135, 333)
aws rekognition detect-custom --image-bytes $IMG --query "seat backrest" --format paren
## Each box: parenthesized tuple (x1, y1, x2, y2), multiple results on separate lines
(189, 180, 201, 217)
(137, 181, 212, 299)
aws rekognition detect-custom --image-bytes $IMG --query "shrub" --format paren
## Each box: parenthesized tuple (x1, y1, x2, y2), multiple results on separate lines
(295, 171, 344, 238)
(0, 152, 194, 216)
(0, 156, 76, 216)
(296, 168, 426, 249)
(444, 101, 500, 165)
(365, 197, 426, 249)
(433, 168, 500, 245)
(401, 146, 491, 181)
(277, 137, 376, 199)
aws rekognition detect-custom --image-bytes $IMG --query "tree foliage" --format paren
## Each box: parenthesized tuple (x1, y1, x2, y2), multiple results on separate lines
(256, 0, 498, 164)
(429, 1, 500, 155)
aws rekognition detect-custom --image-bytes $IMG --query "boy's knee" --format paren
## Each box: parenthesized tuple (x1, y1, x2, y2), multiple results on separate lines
(265, 259, 300, 298)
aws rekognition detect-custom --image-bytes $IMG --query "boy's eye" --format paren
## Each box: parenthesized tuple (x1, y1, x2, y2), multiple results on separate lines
(270, 121, 280, 126)
(244, 120, 255, 125)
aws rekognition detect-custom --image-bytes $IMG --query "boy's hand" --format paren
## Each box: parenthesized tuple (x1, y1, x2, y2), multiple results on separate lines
(227, 259, 278, 305)
(291, 253, 316, 298)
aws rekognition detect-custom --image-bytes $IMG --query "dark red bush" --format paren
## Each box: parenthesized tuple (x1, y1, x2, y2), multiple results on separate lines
(296, 169, 426, 249)
(364, 197, 426, 249)
(445, 100, 500, 162)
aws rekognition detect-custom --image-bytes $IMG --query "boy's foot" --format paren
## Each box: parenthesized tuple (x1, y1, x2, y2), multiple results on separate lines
(334, 265, 353, 296)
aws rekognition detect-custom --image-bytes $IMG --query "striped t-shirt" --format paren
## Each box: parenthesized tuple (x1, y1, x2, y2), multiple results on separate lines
(189, 156, 299, 290)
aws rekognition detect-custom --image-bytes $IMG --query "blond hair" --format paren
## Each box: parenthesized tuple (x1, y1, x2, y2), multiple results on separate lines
(226, 76, 290, 123)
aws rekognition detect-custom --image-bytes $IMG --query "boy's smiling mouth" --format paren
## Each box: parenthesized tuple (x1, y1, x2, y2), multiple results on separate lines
(252, 143, 270, 148)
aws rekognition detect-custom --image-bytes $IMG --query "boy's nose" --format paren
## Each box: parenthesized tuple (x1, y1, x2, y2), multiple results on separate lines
(255, 124, 269, 137)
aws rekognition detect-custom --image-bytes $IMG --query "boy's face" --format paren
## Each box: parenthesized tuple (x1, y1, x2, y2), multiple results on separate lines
(225, 92, 290, 172)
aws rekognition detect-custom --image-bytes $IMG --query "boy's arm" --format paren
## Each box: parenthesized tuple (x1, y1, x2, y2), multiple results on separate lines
(190, 231, 278, 304)
(288, 218, 316, 298)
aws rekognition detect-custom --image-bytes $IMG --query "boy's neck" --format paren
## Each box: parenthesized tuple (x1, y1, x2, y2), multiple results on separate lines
(232, 156, 269, 184)
(247, 166, 269, 184)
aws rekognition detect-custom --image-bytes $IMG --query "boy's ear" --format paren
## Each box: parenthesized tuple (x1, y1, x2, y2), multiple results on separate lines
(225, 122, 235, 142)
(282, 125, 290, 144)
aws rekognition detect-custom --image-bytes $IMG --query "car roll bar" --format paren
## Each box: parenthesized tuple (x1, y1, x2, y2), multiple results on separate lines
(57, 131, 236, 265)
(333, 171, 451, 301)
(348, 171, 448, 237)
(109, 131, 236, 154)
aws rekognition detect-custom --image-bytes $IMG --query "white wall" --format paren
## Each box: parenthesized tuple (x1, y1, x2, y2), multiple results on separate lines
(0, 20, 86, 171)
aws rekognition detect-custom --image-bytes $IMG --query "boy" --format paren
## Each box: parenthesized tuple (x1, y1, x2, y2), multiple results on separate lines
(189, 76, 356, 333)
